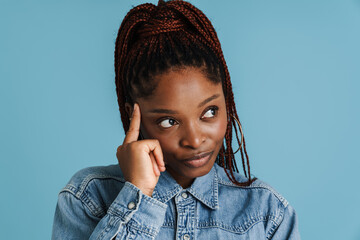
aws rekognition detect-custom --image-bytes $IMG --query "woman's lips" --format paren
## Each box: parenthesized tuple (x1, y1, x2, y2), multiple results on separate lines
(181, 151, 214, 168)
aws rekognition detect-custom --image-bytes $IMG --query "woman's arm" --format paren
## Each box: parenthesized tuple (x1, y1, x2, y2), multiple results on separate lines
(268, 204, 301, 240)
(52, 181, 167, 240)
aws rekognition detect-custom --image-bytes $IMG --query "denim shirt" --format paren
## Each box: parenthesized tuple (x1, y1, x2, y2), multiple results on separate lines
(52, 163, 300, 239)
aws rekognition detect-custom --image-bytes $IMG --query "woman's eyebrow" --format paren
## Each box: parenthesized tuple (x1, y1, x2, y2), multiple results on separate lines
(148, 109, 178, 114)
(198, 94, 220, 108)
(148, 94, 220, 114)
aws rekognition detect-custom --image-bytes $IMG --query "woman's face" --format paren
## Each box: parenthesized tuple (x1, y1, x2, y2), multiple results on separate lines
(135, 67, 227, 188)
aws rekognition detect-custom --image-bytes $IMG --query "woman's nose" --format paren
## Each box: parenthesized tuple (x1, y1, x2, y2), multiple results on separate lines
(180, 122, 205, 149)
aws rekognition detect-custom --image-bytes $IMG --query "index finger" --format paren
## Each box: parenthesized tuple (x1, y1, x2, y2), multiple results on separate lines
(123, 103, 141, 144)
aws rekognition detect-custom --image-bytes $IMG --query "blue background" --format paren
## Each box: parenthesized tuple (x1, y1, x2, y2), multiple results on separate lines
(1, 0, 359, 239)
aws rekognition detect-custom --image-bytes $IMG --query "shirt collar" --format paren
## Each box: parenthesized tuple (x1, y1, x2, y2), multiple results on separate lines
(152, 164, 219, 210)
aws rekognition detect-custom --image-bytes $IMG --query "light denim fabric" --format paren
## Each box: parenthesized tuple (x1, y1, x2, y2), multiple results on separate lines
(52, 163, 300, 239)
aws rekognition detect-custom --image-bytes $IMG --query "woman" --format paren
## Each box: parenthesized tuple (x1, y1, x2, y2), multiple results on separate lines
(52, 1, 300, 239)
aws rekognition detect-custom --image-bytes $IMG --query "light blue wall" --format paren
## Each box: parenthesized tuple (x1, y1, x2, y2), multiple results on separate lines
(1, 0, 359, 239)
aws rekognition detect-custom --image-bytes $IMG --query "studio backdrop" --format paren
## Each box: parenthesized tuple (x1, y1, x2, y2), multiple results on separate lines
(0, 0, 359, 239)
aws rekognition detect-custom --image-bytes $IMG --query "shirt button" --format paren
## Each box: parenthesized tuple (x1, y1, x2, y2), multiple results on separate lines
(127, 201, 136, 210)
(183, 234, 190, 240)
(181, 192, 188, 199)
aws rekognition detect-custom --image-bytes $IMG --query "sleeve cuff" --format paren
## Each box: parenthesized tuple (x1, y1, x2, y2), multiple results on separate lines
(108, 181, 168, 231)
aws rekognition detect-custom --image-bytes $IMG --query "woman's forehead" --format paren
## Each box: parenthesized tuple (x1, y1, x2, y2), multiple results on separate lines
(138, 68, 224, 112)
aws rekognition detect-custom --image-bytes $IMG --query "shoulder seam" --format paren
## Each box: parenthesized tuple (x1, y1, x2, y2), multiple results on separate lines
(60, 174, 125, 198)
(59, 175, 125, 218)
(58, 190, 103, 218)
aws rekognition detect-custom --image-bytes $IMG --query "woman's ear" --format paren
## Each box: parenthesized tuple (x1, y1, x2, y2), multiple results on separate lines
(125, 103, 134, 118)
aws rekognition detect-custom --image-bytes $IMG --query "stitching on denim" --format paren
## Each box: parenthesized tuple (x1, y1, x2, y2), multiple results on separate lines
(153, 186, 182, 203)
(66, 184, 76, 191)
(78, 174, 125, 197)
(80, 192, 104, 217)
(61, 177, 126, 217)
(59, 191, 102, 218)
(97, 215, 119, 240)
(266, 204, 285, 238)
(126, 218, 158, 238)
(162, 220, 175, 228)
(213, 170, 219, 208)
(142, 193, 168, 208)
(61, 185, 77, 194)
(187, 170, 219, 209)
(110, 190, 160, 238)
(125, 182, 168, 209)
(197, 214, 278, 234)
(107, 206, 128, 221)
(188, 190, 215, 209)
(60, 175, 125, 199)
(217, 178, 288, 207)
(107, 183, 141, 221)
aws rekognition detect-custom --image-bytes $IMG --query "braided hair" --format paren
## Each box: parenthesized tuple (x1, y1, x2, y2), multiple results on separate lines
(114, 0, 256, 186)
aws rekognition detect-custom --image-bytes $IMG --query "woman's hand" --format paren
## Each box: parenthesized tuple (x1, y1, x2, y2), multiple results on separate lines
(116, 103, 166, 197)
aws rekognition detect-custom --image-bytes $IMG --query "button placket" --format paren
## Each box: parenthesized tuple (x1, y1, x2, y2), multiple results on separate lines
(175, 191, 195, 240)
(181, 192, 188, 199)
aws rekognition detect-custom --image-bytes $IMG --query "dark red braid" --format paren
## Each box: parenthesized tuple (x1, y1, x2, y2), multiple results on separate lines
(114, 0, 256, 186)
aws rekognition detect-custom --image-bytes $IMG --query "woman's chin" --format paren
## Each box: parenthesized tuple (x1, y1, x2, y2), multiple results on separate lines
(165, 156, 216, 187)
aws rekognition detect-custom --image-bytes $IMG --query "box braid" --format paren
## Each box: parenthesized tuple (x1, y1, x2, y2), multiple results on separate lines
(114, 0, 256, 186)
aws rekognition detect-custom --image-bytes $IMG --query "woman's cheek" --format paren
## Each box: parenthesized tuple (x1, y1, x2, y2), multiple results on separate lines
(144, 128, 177, 153)
(210, 117, 227, 141)
(159, 133, 179, 152)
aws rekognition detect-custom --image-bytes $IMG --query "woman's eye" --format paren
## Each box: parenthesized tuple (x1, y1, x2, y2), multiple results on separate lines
(202, 107, 218, 119)
(159, 119, 177, 128)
